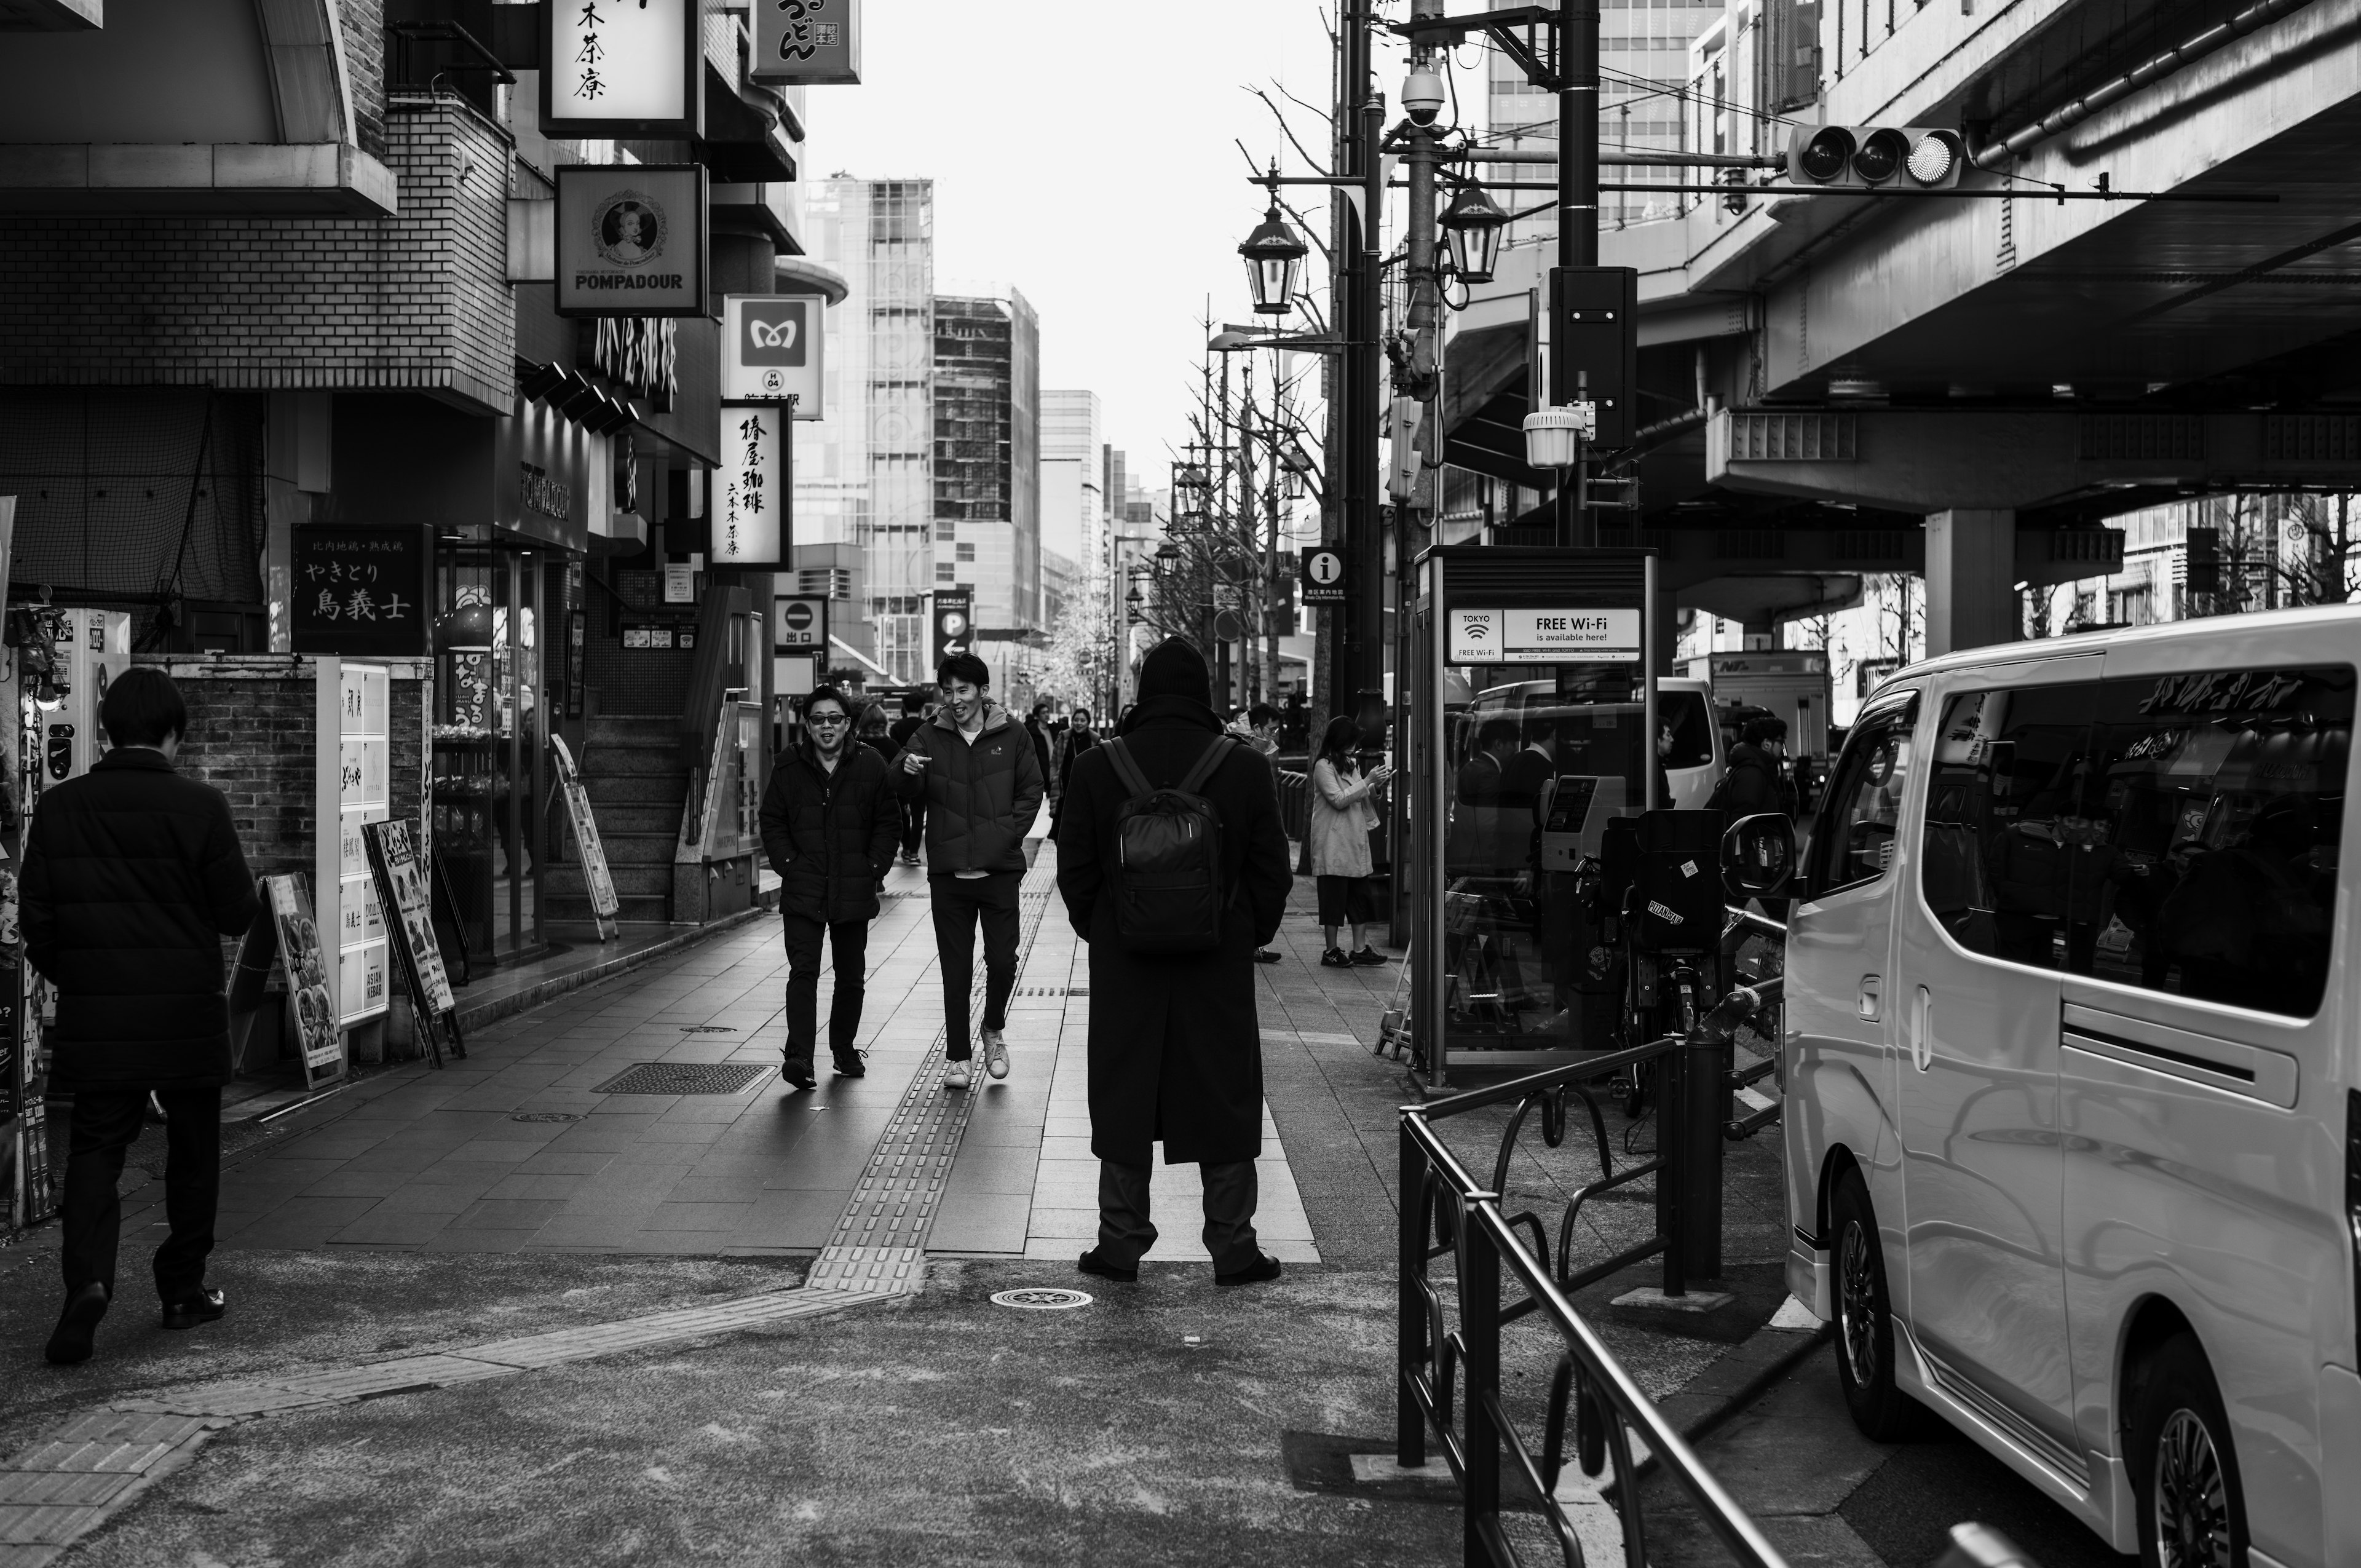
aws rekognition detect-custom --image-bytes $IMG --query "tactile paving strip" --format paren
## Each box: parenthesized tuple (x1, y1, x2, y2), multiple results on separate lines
(805, 857, 1058, 1297)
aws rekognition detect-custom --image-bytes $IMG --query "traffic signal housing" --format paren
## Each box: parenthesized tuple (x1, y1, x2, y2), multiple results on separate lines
(1786, 124, 1965, 189)
(1548, 265, 1639, 449)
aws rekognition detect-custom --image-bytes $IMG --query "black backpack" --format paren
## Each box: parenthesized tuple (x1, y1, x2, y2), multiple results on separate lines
(1099, 735, 1236, 954)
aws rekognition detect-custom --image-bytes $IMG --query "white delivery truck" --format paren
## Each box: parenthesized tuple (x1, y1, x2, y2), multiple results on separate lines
(1681, 649, 1833, 807)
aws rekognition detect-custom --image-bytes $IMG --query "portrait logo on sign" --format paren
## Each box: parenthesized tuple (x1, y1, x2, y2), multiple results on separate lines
(742, 301, 807, 367)
(593, 191, 670, 266)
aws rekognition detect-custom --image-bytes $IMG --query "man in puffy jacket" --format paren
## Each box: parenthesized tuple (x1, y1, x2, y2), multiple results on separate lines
(891, 651, 1045, 1090)
(761, 685, 900, 1089)
(24, 667, 261, 1365)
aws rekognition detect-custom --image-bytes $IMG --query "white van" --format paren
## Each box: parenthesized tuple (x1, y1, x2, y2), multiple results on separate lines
(1779, 607, 2358, 1568)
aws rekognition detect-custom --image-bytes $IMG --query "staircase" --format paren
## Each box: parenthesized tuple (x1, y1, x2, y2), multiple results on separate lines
(546, 715, 687, 925)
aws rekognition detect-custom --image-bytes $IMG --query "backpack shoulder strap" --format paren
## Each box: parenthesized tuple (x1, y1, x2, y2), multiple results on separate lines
(1177, 735, 1238, 796)
(1100, 738, 1156, 801)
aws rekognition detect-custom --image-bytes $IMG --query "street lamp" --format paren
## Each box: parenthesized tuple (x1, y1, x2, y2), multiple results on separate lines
(1522, 405, 1592, 471)
(1238, 200, 1310, 317)
(1155, 540, 1181, 564)
(1438, 181, 1511, 286)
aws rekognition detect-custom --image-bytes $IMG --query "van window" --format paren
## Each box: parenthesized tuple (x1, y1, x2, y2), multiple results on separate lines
(1921, 683, 2100, 971)
(1659, 690, 1714, 769)
(2080, 666, 2351, 1015)
(1807, 693, 1917, 898)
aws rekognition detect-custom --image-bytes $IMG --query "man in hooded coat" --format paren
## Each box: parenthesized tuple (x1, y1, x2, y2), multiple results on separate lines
(1054, 639, 1294, 1285)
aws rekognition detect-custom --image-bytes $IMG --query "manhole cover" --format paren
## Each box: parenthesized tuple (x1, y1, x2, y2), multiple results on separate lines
(990, 1288, 1094, 1311)
(678, 1025, 738, 1034)
(510, 1112, 586, 1123)
(592, 1062, 772, 1096)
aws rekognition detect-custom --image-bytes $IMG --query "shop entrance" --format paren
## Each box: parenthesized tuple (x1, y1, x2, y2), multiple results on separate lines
(433, 544, 548, 966)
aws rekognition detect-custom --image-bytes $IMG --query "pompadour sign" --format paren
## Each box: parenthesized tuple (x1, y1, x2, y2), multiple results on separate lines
(555, 165, 708, 319)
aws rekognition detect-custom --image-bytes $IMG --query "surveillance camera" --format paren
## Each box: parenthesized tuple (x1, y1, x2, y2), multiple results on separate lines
(1402, 64, 1445, 127)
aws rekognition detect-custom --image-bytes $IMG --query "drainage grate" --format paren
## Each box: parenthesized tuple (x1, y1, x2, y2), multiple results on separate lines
(510, 1112, 587, 1123)
(990, 1288, 1093, 1311)
(593, 1062, 773, 1096)
(677, 1025, 738, 1034)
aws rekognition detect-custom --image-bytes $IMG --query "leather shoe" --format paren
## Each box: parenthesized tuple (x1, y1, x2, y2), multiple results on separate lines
(831, 1050, 866, 1079)
(1215, 1252, 1284, 1288)
(160, 1288, 226, 1332)
(1077, 1247, 1138, 1283)
(45, 1282, 109, 1364)
(781, 1060, 817, 1090)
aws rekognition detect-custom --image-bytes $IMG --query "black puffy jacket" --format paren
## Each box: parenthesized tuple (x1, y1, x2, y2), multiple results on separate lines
(759, 742, 899, 923)
(20, 748, 262, 1091)
(888, 703, 1045, 874)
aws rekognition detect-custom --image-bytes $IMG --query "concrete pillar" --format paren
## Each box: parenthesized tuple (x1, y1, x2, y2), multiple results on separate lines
(1924, 509, 2017, 657)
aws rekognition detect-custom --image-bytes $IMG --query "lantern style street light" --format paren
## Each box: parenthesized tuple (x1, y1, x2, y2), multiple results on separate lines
(1238, 196, 1310, 317)
(1439, 181, 1511, 286)
(1521, 405, 1592, 470)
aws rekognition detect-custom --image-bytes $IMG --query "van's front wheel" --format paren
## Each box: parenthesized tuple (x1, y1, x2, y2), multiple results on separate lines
(2133, 1334, 2246, 1568)
(1830, 1167, 1914, 1439)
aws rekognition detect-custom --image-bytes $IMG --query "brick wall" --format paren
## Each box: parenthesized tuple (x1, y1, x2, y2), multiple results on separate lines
(161, 665, 319, 883)
(0, 97, 513, 413)
(342, 0, 387, 160)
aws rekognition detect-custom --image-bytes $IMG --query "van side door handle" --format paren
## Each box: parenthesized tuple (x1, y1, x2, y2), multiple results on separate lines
(1857, 976, 1881, 1021)
(1910, 986, 1933, 1073)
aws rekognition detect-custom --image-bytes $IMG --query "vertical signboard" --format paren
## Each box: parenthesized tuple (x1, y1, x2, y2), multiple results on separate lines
(336, 665, 390, 1027)
(548, 737, 621, 941)
(362, 819, 465, 1068)
(555, 164, 710, 320)
(544, 0, 702, 136)
(751, 0, 863, 83)
(263, 875, 345, 1090)
(721, 295, 825, 416)
(714, 403, 788, 567)
(932, 588, 974, 665)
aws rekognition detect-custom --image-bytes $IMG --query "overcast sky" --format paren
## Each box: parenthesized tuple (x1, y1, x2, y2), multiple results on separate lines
(807, 0, 1353, 483)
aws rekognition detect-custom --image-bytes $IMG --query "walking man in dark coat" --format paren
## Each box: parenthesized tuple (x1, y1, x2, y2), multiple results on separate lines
(1055, 639, 1293, 1286)
(891, 652, 1045, 1091)
(761, 685, 900, 1089)
(25, 667, 261, 1364)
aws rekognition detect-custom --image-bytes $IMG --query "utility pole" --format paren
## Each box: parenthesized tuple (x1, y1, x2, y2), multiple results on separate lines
(1554, 0, 1601, 548)
(1340, 0, 1385, 714)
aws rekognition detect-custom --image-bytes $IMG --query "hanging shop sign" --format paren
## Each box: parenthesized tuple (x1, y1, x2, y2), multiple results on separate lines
(932, 587, 974, 665)
(361, 819, 464, 1067)
(751, 0, 863, 84)
(544, 0, 702, 137)
(721, 295, 825, 415)
(291, 527, 429, 657)
(1447, 606, 1643, 665)
(588, 317, 679, 410)
(714, 403, 788, 567)
(773, 594, 828, 651)
(555, 164, 709, 320)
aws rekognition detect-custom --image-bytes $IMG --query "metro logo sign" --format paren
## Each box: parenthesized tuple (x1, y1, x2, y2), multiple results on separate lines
(722, 295, 825, 415)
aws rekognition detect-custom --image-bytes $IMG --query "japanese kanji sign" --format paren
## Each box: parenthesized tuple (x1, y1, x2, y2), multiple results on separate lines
(291, 527, 428, 657)
(714, 403, 788, 567)
(555, 164, 708, 319)
(543, 0, 701, 136)
(752, 0, 863, 85)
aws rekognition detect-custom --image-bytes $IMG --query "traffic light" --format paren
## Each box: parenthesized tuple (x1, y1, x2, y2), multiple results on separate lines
(2185, 526, 2220, 596)
(1548, 266, 1638, 449)
(1786, 124, 1965, 189)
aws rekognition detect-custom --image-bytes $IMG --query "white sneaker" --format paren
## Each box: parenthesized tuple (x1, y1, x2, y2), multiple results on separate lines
(945, 1060, 971, 1091)
(981, 1028, 1010, 1080)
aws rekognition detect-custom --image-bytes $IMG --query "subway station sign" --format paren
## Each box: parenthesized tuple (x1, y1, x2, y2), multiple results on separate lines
(555, 164, 708, 319)
(1448, 607, 1641, 664)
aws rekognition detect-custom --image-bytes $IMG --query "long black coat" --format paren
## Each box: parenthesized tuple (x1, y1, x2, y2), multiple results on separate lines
(20, 748, 261, 1092)
(1056, 697, 1293, 1166)
(759, 743, 898, 923)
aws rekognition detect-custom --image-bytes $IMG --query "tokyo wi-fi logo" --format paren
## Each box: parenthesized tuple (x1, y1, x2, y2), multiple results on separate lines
(592, 191, 670, 267)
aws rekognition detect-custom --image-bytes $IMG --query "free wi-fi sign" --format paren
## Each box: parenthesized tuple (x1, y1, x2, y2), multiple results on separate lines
(1447, 609, 1499, 664)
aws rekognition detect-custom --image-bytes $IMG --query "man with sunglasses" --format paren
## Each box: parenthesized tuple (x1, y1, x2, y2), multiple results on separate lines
(759, 686, 900, 1088)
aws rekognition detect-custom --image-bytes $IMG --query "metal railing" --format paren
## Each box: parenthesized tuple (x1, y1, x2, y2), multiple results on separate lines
(1399, 959, 1792, 1567)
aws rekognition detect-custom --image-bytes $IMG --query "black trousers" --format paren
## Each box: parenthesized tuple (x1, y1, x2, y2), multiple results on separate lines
(1096, 1158, 1260, 1273)
(60, 1085, 220, 1302)
(781, 911, 869, 1065)
(930, 871, 1021, 1061)
(900, 798, 927, 857)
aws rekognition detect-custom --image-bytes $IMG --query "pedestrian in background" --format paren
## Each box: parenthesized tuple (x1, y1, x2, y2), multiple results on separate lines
(25, 668, 259, 1366)
(888, 697, 935, 866)
(1051, 705, 1099, 839)
(761, 686, 898, 1089)
(892, 652, 1044, 1091)
(1026, 701, 1055, 802)
(858, 702, 898, 769)
(1234, 704, 1286, 964)
(1056, 638, 1292, 1286)
(1308, 715, 1393, 968)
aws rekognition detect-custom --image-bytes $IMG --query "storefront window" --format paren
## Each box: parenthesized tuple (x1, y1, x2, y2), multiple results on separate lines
(433, 547, 546, 964)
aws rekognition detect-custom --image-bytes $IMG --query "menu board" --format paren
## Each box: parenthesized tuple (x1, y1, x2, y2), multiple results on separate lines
(549, 737, 620, 940)
(263, 875, 345, 1088)
(363, 818, 464, 1067)
(336, 665, 390, 1026)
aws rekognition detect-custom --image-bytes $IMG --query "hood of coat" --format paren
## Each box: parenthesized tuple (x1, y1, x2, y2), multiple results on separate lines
(928, 699, 1013, 738)
(1118, 694, 1221, 737)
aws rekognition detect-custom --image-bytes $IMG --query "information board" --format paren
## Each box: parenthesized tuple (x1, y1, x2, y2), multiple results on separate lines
(1447, 607, 1642, 665)
(336, 664, 390, 1027)
(362, 818, 464, 1068)
(548, 737, 620, 941)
